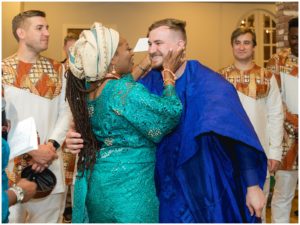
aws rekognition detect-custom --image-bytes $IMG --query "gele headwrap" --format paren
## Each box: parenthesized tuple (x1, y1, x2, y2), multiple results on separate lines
(69, 22, 119, 82)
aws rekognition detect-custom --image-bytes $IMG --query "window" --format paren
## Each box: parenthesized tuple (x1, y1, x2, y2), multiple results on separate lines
(238, 10, 276, 67)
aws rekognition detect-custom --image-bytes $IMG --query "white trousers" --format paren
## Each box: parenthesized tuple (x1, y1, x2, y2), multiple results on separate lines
(271, 170, 298, 223)
(8, 192, 65, 223)
(261, 177, 270, 223)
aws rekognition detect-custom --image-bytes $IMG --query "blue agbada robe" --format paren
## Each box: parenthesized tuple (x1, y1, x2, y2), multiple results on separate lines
(138, 60, 267, 223)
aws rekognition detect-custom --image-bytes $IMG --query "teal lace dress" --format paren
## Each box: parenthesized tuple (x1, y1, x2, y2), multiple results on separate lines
(72, 74, 182, 223)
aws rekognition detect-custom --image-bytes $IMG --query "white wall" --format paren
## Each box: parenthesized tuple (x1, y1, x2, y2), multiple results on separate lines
(2, 2, 276, 71)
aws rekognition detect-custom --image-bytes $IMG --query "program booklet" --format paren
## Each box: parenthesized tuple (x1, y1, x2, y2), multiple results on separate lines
(8, 117, 38, 160)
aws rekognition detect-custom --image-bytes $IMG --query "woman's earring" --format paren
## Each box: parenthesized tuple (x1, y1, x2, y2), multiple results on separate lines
(112, 65, 116, 75)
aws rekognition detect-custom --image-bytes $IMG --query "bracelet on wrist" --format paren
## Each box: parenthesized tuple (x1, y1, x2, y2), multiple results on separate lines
(163, 78, 175, 86)
(162, 68, 176, 80)
(9, 184, 24, 203)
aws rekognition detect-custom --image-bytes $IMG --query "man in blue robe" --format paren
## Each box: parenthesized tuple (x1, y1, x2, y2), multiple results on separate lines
(138, 18, 267, 223)
(65, 18, 267, 223)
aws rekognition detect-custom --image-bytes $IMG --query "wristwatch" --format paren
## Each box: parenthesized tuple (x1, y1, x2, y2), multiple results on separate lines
(48, 139, 60, 151)
(9, 184, 24, 203)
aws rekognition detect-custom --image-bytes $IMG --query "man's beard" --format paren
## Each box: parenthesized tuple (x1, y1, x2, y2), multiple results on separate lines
(26, 42, 48, 53)
(150, 54, 164, 70)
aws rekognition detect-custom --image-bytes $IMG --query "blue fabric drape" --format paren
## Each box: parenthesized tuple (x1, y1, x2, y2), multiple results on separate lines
(138, 60, 267, 223)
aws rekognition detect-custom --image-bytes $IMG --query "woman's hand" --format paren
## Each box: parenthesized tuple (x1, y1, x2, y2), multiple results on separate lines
(132, 54, 152, 80)
(139, 54, 152, 72)
(163, 47, 185, 73)
(65, 129, 84, 154)
(17, 178, 37, 203)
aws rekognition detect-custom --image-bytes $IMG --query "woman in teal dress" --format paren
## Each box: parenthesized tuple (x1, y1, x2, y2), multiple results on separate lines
(66, 22, 183, 223)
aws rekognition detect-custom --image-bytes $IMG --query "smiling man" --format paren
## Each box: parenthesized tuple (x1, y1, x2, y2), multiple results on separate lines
(2, 10, 70, 223)
(219, 27, 284, 222)
(139, 19, 268, 223)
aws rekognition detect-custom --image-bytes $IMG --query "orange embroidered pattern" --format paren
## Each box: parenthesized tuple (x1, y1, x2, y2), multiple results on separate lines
(267, 48, 298, 88)
(219, 64, 271, 99)
(2, 54, 63, 99)
(266, 48, 298, 170)
(2, 54, 63, 184)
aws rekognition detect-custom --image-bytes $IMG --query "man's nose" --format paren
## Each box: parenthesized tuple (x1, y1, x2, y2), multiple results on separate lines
(44, 29, 50, 37)
(148, 45, 156, 54)
(238, 44, 245, 50)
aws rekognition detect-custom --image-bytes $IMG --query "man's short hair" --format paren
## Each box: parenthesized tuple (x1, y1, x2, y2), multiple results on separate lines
(231, 27, 257, 47)
(12, 10, 46, 41)
(147, 18, 187, 42)
(64, 33, 79, 46)
(289, 17, 298, 30)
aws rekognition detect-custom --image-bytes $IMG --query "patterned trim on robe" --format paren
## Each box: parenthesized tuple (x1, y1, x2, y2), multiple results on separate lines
(2, 54, 63, 184)
(2, 54, 63, 99)
(62, 149, 76, 185)
(266, 48, 298, 170)
(266, 48, 298, 85)
(219, 63, 272, 100)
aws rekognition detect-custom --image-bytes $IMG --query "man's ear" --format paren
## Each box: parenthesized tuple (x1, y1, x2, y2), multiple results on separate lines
(177, 40, 186, 49)
(16, 28, 25, 40)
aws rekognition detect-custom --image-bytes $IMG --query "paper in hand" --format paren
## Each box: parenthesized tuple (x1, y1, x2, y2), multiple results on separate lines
(133, 38, 149, 52)
(8, 117, 38, 160)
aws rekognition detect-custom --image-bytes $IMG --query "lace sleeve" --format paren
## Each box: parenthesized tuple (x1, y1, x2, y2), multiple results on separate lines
(111, 74, 182, 143)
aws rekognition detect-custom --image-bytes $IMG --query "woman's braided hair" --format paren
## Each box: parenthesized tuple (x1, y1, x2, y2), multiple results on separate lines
(65, 37, 121, 177)
(65, 69, 100, 177)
